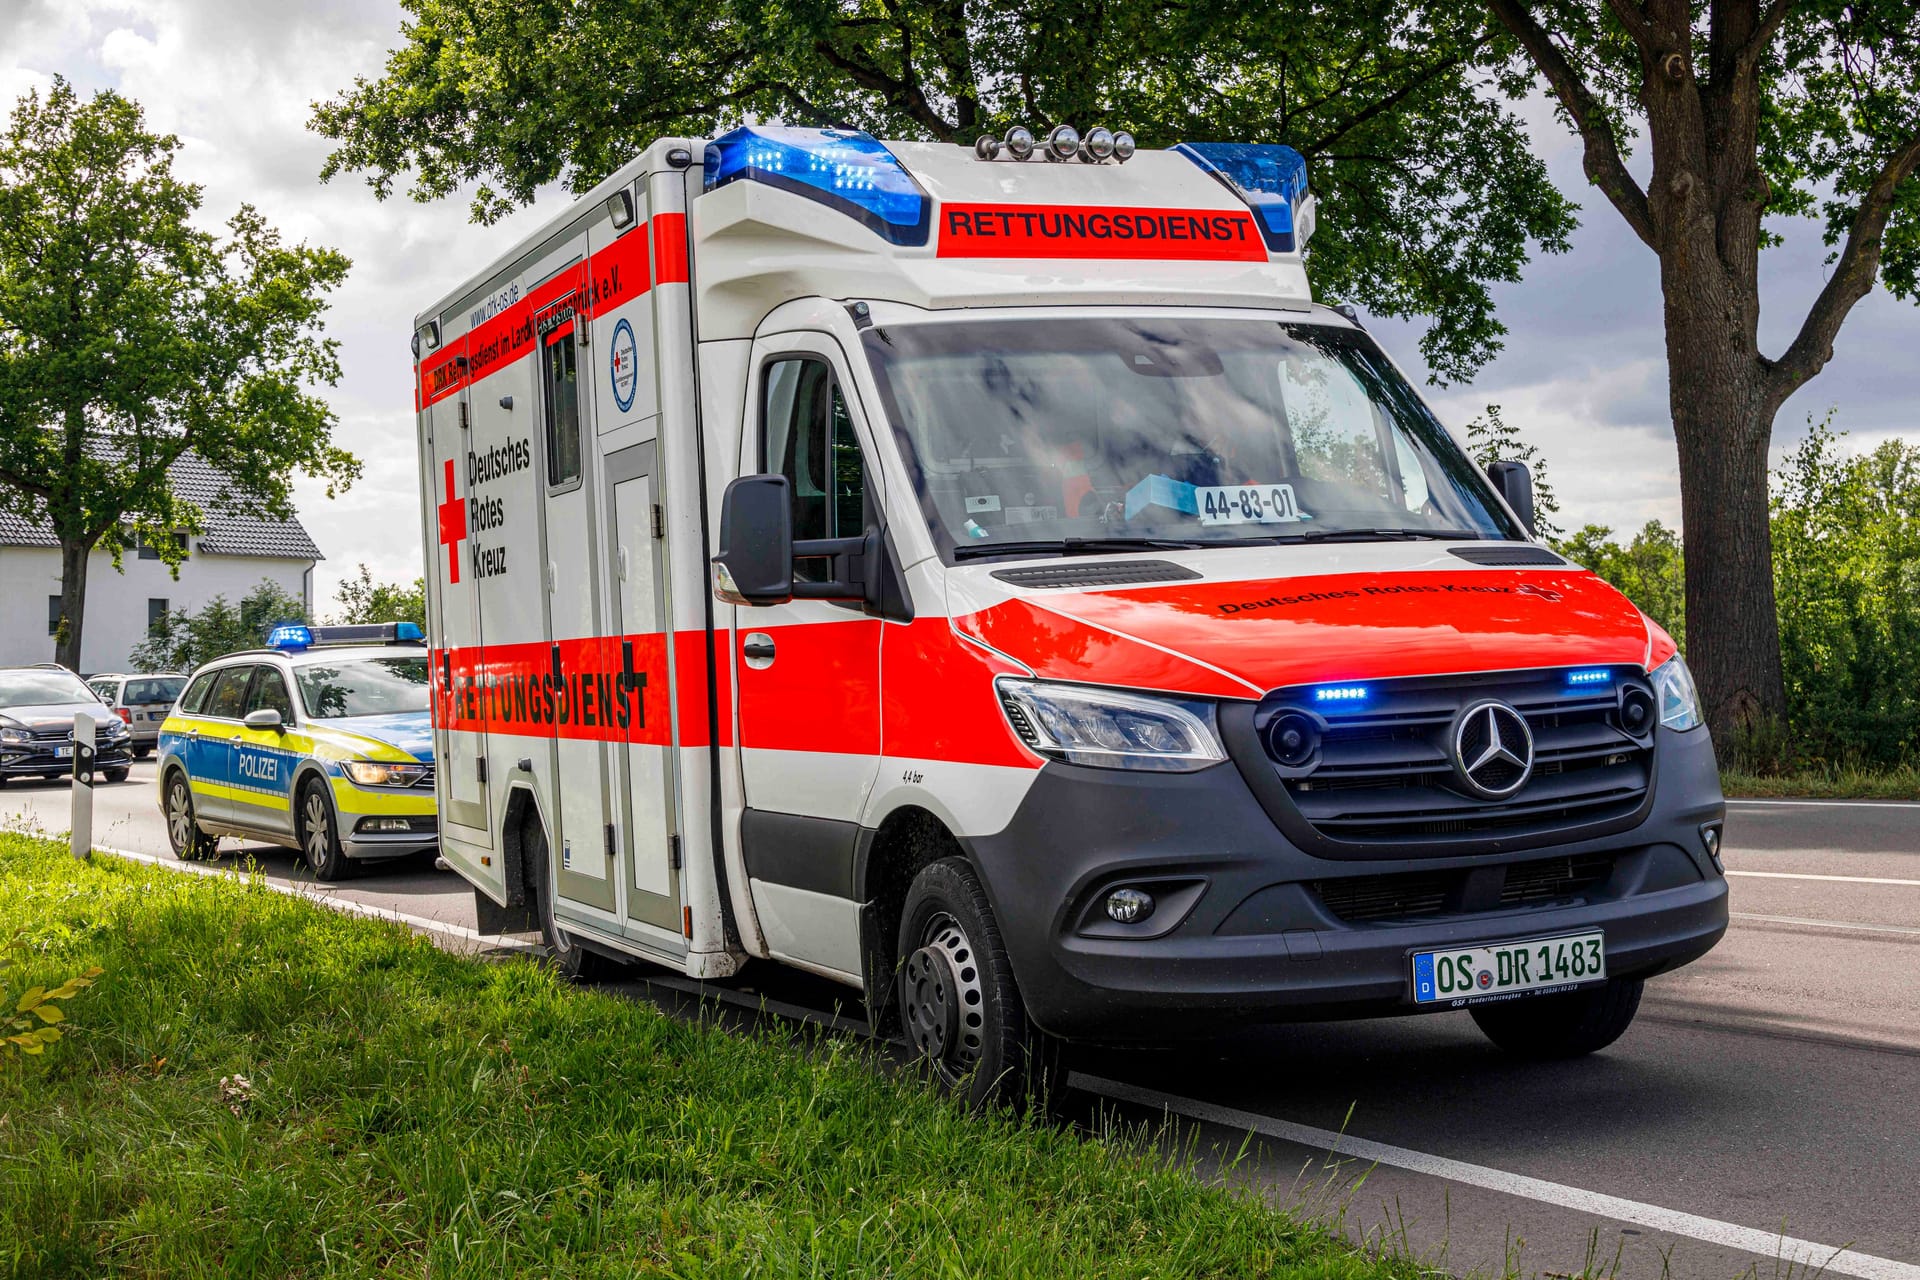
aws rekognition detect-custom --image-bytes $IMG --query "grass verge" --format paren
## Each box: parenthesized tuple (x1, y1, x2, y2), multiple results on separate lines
(0, 832, 1403, 1279)
(1721, 765, 1920, 799)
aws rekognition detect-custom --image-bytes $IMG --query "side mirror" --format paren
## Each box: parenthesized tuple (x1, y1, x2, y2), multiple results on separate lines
(713, 475, 796, 606)
(1486, 460, 1536, 536)
(243, 708, 284, 732)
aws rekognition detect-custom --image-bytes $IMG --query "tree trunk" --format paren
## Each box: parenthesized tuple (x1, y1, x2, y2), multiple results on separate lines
(1664, 295, 1786, 763)
(54, 537, 91, 673)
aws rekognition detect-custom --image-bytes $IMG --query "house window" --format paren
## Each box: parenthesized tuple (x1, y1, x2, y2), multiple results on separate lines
(47, 596, 61, 636)
(148, 598, 169, 635)
(137, 535, 161, 561)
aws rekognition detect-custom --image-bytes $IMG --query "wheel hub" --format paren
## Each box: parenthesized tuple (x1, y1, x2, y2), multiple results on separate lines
(901, 913, 986, 1080)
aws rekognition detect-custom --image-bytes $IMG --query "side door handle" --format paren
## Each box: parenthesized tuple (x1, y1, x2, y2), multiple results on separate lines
(742, 633, 776, 668)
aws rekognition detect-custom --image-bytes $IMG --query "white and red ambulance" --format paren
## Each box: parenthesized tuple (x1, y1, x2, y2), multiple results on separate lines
(412, 124, 1726, 1103)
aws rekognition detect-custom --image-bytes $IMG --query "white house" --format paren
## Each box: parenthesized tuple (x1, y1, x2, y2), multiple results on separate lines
(0, 454, 322, 674)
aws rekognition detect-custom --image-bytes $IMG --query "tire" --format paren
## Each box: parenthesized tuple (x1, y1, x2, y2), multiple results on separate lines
(134, 746, 151, 760)
(896, 857, 1060, 1110)
(297, 779, 355, 882)
(104, 767, 129, 783)
(163, 770, 220, 862)
(1470, 977, 1644, 1059)
(525, 815, 622, 980)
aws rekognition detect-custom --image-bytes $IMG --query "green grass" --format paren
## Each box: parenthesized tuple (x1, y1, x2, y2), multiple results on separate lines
(1721, 764, 1920, 799)
(0, 832, 1404, 1280)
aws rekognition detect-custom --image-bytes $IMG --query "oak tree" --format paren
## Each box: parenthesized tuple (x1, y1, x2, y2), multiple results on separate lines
(0, 79, 357, 670)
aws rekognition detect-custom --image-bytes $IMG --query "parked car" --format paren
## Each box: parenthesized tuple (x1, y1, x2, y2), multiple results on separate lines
(156, 623, 437, 879)
(0, 665, 133, 785)
(86, 673, 189, 759)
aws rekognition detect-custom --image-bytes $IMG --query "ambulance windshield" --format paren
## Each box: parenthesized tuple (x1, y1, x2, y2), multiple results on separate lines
(860, 318, 1520, 560)
(295, 656, 430, 720)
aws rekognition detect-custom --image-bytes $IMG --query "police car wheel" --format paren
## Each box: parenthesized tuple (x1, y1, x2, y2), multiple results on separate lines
(1470, 976, 1644, 1059)
(297, 780, 355, 882)
(525, 815, 621, 980)
(897, 857, 1058, 1111)
(164, 771, 218, 862)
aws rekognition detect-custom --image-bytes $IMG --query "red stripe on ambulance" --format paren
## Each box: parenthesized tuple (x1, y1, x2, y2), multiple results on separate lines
(936, 204, 1267, 261)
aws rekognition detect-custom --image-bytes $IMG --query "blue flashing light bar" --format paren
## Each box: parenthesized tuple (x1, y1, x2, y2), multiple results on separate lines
(267, 623, 313, 651)
(1172, 142, 1310, 253)
(266, 621, 422, 650)
(1567, 668, 1614, 688)
(703, 126, 931, 246)
(1314, 684, 1369, 703)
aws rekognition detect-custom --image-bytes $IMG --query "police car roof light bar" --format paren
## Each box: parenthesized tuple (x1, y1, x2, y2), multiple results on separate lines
(703, 126, 932, 247)
(266, 621, 423, 651)
(1172, 142, 1309, 253)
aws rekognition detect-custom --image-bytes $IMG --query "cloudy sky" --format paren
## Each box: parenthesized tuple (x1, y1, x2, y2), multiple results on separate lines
(5, 0, 1916, 610)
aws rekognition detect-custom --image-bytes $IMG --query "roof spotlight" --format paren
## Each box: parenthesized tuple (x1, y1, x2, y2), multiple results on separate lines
(1004, 125, 1036, 160)
(974, 134, 1001, 160)
(1082, 126, 1116, 162)
(1112, 131, 1137, 162)
(1046, 123, 1081, 161)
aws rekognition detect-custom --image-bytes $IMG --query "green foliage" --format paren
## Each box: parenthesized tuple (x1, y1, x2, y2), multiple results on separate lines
(1, 931, 99, 1062)
(0, 830, 1408, 1279)
(1463, 403, 1562, 540)
(0, 78, 359, 669)
(128, 580, 308, 673)
(1769, 417, 1920, 768)
(1553, 520, 1686, 649)
(312, 1, 1576, 382)
(328, 563, 426, 629)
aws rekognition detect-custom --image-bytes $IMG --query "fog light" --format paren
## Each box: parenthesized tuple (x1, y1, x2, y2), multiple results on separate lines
(361, 817, 415, 834)
(1105, 887, 1155, 924)
(1699, 821, 1723, 871)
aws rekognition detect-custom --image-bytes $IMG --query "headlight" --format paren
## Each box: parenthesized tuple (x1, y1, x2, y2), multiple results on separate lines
(343, 760, 429, 788)
(996, 678, 1225, 771)
(0, 725, 24, 744)
(1648, 654, 1703, 731)
(103, 718, 129, 737)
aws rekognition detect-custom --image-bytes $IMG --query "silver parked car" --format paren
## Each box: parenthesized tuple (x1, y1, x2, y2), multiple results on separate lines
(86, 673, 188, 759)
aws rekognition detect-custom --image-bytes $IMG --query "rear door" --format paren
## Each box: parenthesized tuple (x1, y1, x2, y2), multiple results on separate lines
(189, 666, 253, 823)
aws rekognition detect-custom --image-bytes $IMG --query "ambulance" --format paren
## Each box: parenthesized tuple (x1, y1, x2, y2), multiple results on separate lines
(411, 123, 1727, 1103)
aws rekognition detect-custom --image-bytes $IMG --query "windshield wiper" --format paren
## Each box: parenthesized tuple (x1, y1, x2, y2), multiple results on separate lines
(1259, 527, 1485, 544)
(951, 536, 1209, 561)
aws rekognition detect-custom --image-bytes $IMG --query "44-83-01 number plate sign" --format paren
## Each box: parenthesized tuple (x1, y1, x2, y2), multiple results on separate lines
(1412, 931, 1606, 1005)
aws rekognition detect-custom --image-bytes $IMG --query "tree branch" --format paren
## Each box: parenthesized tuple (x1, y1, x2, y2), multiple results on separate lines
(1769, 125, 1920, 405)
(1486, 0, 1659, 249)
(1300, 42, 1482, 156)
(1600, 0, 1660, 49)
(1736, 0, 1796, 70)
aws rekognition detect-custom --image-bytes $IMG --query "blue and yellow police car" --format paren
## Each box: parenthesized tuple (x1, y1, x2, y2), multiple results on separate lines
(157, 623, 438, 879)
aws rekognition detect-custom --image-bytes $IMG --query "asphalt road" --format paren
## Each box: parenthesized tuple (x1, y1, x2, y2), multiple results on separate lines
(6, 762, 1916, 1280)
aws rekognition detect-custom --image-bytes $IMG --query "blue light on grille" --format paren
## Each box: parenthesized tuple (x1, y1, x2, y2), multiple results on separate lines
(267, 624, 313, 651)
(1567, 669, 1613, 688)
(703, 126, 931, 246)
(1172, 142, 1310, 252)
(1313, 684, 1369, 703)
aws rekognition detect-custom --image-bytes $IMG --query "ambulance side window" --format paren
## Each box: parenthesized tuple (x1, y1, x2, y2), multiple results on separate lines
(542, 331, 583, 488)
(762, 357, 867, 578)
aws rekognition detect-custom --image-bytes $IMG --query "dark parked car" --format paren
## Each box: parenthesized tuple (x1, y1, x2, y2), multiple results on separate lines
(0, 666, 133, 784)
(87, 672, 188, 758)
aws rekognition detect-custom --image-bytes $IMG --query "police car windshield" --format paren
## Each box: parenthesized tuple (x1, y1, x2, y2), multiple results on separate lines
(860, 318, 1519, 560)
(294, 656, 429, 720)
(0, 670, 98, 710)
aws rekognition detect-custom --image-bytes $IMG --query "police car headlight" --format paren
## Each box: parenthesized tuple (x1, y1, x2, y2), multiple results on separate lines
(996, 678, 1225, 772)
(343, 760, 430, 788)
(1649, 654, 1704, 731)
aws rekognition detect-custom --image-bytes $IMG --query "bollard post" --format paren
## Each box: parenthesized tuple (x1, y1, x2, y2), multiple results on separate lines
(70, 712, 95, 861)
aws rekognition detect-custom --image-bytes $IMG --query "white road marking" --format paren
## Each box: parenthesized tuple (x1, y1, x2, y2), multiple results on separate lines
(1726, 869, 1920, 887)
(1733, 911, 1920, 938)
(1728, 798, 1920, 810)
(1077, 1074, 1920, 1280)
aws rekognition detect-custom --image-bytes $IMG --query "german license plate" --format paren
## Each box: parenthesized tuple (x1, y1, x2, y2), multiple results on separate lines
(1412, 931, 1605, 1005)
(53, 745, 71, 759)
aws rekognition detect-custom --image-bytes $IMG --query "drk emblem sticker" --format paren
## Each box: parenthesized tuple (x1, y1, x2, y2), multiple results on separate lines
(610, 318, 638, 413)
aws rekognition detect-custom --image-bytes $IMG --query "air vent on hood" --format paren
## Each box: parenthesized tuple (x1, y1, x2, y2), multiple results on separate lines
(990, 560, 1203, 590)
(1448, 545, 1566, 567)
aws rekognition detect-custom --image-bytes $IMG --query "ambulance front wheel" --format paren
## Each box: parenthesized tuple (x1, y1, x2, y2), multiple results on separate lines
(525, 814, 623, 981)
(897, 857, 1060, 1111)
(297, 778, 355, 882)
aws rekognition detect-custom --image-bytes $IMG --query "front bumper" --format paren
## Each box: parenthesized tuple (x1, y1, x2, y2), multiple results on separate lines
(331, 777, 438, 859)
(1, 742, 133, 776)
(964, 723, 1727, 1042)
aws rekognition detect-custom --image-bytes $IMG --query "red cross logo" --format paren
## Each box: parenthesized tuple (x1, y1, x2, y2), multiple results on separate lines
(436, 458, 467, 584)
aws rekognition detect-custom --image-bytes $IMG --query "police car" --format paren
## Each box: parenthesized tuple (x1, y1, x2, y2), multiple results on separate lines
(157, 623, 437, 879)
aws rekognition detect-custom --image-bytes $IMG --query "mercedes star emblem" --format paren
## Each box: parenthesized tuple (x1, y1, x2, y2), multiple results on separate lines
(1450, 700, 1535, 799)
